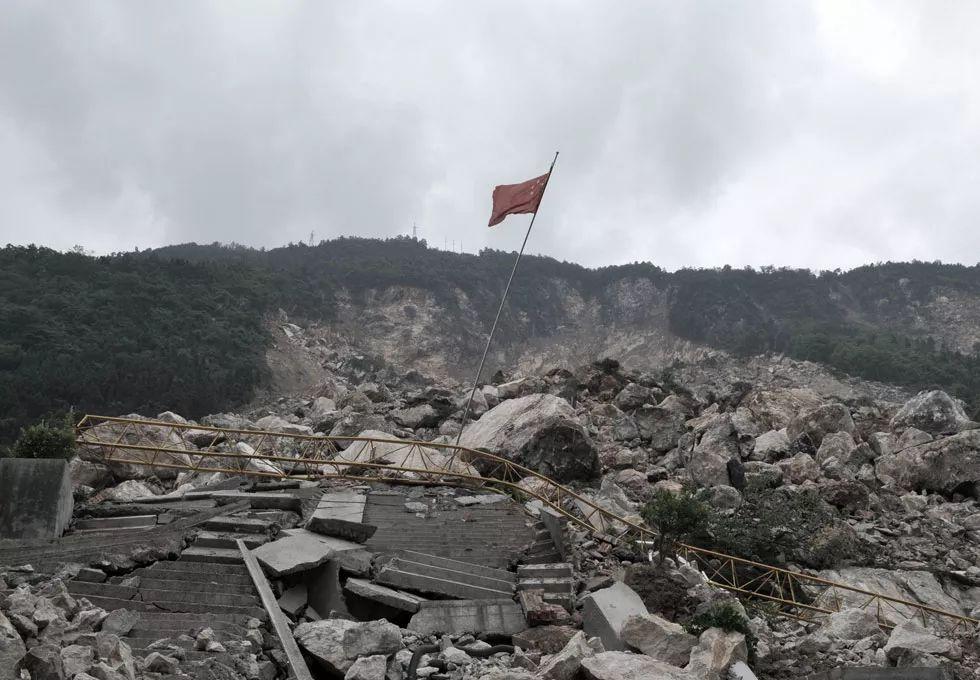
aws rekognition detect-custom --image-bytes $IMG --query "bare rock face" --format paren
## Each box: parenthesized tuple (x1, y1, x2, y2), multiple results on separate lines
(458, 393, 600, 482)
(294, 619, 403, 675)
(787, 403, 855, 447)
(875, 430, 980, 495)
(890, 390, 976, 435)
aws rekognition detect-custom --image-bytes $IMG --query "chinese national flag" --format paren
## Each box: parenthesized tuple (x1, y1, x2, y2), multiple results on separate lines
(488, 172, 550, 227)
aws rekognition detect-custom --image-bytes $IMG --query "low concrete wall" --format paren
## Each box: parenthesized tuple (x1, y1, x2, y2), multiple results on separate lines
(0, 458, 73, 539)
(539, 507, 567, 560)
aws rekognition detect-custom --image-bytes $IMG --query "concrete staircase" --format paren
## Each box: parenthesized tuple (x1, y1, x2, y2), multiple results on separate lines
(375, 550, 517, 600)
(517, 563, 575, 610)
(524, 520, 563, 564)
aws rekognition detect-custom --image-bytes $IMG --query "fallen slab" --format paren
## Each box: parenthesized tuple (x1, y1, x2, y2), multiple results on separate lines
(343, 578, 426, 613)
(305, 491, 376, 543)
(580, 581, 648, 652)
(251, 530, 362, 577)
(407, 599, 525, 636)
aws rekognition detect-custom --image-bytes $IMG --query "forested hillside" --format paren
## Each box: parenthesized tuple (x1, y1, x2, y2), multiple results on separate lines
(2, 239, 979, 444)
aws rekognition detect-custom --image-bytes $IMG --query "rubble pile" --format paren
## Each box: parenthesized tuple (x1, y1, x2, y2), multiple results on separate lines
(4, 335, 980, 679)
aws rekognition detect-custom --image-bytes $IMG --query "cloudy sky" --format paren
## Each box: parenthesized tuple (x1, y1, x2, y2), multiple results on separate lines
(1, 1, 978, 271)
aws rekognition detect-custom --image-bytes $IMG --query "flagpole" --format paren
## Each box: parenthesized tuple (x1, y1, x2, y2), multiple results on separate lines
(455, 151, 559, 446)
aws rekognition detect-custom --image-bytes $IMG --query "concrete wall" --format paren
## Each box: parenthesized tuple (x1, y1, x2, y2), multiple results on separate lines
(539, 508, 567, 560)
(0, 459, 74, 539)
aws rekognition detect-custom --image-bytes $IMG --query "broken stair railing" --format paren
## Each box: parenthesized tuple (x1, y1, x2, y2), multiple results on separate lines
(75, 414, 979, 635)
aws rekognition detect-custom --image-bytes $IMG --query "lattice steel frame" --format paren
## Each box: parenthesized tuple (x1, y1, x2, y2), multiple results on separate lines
(76, 414, 978, 635)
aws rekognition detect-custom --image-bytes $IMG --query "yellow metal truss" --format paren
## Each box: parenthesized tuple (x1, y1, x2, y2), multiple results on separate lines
(75, 414, 978, 635)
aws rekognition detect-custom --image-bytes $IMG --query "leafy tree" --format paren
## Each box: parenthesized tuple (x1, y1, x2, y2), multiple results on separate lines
(11, 417, 76, 460)
(640, 488, 711, 564)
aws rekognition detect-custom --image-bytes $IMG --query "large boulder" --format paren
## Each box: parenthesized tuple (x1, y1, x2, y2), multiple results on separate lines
(890, 390, 976, 435)
(580, 582, 648, 651)
(332, 430, 477, 479)
(614, 384, 660, 411)
(875, 430, 980, 495)
(458, 394, 600, 482)
(685, 416, 737, 488)
(741, 387, 825, 431)
(294, 619, 403, 675)
(78, 416, 191, 480)
(620, 613, 696, 666)
(883, 620, 960, 662)
(580, 651, 691, 680)
(820, 608, 883, 640)
(535, 631, 604, 680)
(787, 404, 855, 447)
(633, 406, 687, 452)
(685, 628, 747, 680)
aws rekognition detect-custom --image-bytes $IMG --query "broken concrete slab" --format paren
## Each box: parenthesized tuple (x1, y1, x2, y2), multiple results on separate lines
(580, 582, 648, 652)
(343, 578, 426, 613)
(407, 599, 526, 636)
(251, 530, 362, 577)
(305, 491, 376, 543)
(0, 459, 73, 540)
(278, 584, 308, 619)
(454, 494, 509, 506)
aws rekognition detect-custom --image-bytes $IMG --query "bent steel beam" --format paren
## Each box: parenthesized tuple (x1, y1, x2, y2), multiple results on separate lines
(76, 414, 979, 635)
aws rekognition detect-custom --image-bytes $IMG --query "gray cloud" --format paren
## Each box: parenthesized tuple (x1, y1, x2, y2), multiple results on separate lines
(1, 1, 978, 270)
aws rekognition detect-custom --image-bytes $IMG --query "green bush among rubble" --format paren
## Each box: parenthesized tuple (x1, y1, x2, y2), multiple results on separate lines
(4, 417, 77, 460)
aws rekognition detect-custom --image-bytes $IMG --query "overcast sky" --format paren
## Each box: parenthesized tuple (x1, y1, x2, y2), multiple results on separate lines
(1, 1, 978, 271)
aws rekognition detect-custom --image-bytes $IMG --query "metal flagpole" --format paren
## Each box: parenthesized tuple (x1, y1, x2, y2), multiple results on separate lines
(455, 151, 560, 446)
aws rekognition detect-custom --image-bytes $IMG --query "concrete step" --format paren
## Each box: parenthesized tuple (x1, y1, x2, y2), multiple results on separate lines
(127, 610, 252, 627)
(200, 516, 275, 534)
(110, 576, 257, 596)
(130, 648, 235, 664)
(524, 553, 563, 565)
(526, 539, 558, 553)
(186, 491, 302, 511)
(68, 581, 260, 608)
(66, 591, 266, 621)
(389, 558, 515, 593)
(517, 563, 573, 579)
(125, 638, 196, 650)
(74, 515, 158, 531)
(179, 547, 245, 564)
(144, 559, 250, 578)
(132, 568, 254, 588)
(193, 531, 268, 550)
(376, 568, 514, 600)
(542, 592, 575, 610)
(516, 577, 574, 595)
(394, 550, 516, 583)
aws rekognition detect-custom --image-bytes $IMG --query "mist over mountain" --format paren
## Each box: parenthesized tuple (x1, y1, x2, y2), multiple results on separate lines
(2, 237, 979, 443)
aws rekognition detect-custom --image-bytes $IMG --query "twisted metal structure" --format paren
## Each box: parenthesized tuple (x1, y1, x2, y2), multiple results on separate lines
(76, 414, 978, 635)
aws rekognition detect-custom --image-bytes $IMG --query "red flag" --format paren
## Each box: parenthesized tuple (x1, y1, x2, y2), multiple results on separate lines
(488, 172, 550, 227)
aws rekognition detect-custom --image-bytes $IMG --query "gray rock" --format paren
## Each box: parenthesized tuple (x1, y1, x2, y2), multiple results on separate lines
(0, 612, 27, 680)
(344, 654, 388, 680)
(685, 628, 747, 680)
(787, 403, 855, 446)
(101, 609, 139, 636)
(142, 653, 179, 675)
(814, 431, 855, 465)
(294, 619, 403, 675)
(391, 404, 441, 429)
(620, 613, 696, 666)
(883, 620, 960, 662)
(614, 384, 658, 411)
(581, 582, 648, 652)
(581, 651, 691, 680)
(750, 430, 790, 462)
(820, 608, 883, 640)
(458, 393, 599, 482)
(891, 390, 976, 435)
(17, 644, 65, 680)
(536, 631, 604, 680)
(776, 453, 820, 485)
(633, 406, 687, 452)
(875, 429, 980, 494)
(897, 427, 933, 449)
(741, 461, 783, 489)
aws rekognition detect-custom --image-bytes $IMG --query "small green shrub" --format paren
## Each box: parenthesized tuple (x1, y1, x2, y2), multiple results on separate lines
(684, 601, 757, 664)
(12, 418, 77, 460)
(640, 487, 711, 563)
